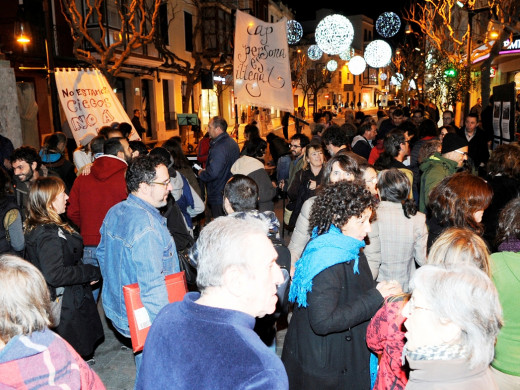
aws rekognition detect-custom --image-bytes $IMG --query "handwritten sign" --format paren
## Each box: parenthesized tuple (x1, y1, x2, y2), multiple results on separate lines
(55, 68, 139, 145)
(234, 10, 294, 112)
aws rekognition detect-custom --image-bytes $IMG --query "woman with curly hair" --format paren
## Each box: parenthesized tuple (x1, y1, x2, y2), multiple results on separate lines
(490, 197, 520, 387)
(427, 171, 493, 250)
(282, 181, 402, 390)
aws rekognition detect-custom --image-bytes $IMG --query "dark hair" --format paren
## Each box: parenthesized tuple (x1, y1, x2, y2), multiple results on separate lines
(149, 147, 174, 169)
(118, 122, 132, 138)
(393, 108, 404, 117)
(243, 137, 267, 159)
(11, 146, 41, 170)
(495, 197, 520, 245)
(429, 172, 493, 235)
(486, 144, 520, 178)
(357, 121, 374, 137)
(162, 138, 190, 169)
(290, 133, 310, 149)
(418, 139, 442, 163)
(97, 126, 114, 138)
(309, 181, 377, 236)
(412, 109, 424, 117)
(377, 169, 417, 218)
(443, 110, 454, 118)
(126, 155, 165, 193)
(466, 113, 479, 121)
(90, 136, 106, 155)
(129, 140, 149, 156)
(133, 109, 139, 115)
(243, 124, 260, 140)
(340, 122, 357, 139)
(322, 125, 348, 147)
(223, 174, 258, 212)
(322, 153, 361, 185)
(44, 132, 66, 153)
(103, 137, 124, 157)
(211, 116, 227, 132)
(439, 125, 457, 136)
(374, 129, 406, 170)
(0, 167, 13, 198)
(418, 119, 438, 139)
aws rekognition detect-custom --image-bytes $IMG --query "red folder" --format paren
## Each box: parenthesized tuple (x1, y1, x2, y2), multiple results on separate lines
(123, 271, 188, 352)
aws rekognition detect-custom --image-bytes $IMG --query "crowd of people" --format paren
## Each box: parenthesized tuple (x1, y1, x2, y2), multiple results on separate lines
(0, 105, 518, 390)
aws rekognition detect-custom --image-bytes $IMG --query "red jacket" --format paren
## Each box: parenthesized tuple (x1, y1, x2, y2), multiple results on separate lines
(67, 155, 128, 246)
(366, 297, 409, 390)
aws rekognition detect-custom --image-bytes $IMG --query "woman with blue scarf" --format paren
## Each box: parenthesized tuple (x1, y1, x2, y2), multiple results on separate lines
(282, 181, 402, 390)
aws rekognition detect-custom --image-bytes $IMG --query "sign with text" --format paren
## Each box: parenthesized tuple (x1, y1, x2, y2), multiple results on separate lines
(55, 68, 139, 144)
(233, 10, 293, 112)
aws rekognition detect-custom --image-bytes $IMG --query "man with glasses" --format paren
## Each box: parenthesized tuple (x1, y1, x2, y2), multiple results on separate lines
(457, 113, 489, 174)
(442, 110, 459, 132)
(419, 133, 468, 213)
(280, 133, 310, 192)
(97, 155, 180, 378)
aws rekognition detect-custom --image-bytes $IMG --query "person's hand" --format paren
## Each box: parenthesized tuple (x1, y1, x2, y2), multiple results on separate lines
(376, 280, 402, 298)
(198, 168, 205, 177)
(80, 163, 93, 176)
(278, 179, 285, 189)
(90, 280, 99, 285)
(308, 180, 317, 190)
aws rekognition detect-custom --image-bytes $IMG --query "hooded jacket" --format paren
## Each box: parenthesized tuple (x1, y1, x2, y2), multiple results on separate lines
(418, 153, 459, 213)
(67, 155, 128, 246)
(231, 155, 276, 212)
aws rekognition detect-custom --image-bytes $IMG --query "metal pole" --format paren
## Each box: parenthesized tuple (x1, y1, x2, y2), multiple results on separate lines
(464, 11, 474, 120)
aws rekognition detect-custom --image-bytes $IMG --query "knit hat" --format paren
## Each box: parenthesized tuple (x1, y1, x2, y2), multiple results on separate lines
(79, 132, 97, 147)
(441, 133, 467, 154)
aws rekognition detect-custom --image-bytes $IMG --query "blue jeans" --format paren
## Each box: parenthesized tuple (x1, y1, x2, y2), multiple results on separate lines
(277, 155, 291, 183)
(83, 245, 101, 302)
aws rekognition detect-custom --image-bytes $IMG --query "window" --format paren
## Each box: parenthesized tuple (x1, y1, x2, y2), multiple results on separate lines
(159, 3, 169, 46)
(201, 6, 232, 56)
(184, 11, 193, 52)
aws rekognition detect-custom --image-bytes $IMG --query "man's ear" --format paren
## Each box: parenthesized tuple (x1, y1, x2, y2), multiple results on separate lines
(31, 161, 38, 171)
(222, 265, 245, 298)
(223, 197, 234, 214)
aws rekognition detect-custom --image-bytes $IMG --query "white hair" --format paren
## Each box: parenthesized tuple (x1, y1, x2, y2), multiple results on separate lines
(410, 265, 503, 368)
(195, 215, 269, 290)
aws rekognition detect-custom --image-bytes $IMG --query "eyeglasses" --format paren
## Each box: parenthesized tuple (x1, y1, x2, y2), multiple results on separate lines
(453, 150, 468, 157)
(150, 179, 170, 187)
(290, 144, 301, 149)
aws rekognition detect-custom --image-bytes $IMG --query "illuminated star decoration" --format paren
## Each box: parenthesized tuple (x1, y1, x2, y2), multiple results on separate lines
(307, 45, 323, 61)
(391, 73, 404, 86)
(380, 72, 388, 81)
(375, 12, 401, 38)
(348, 56, 366, 75)
(327, 60, 338, 71)
(364, 40, 393, 68)
(339, 48, 355, 61)
(315, 14, 354, 55)
(287, 20, 303, 44)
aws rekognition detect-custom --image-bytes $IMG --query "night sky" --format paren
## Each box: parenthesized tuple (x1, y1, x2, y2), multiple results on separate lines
(285, 0, 411, 24)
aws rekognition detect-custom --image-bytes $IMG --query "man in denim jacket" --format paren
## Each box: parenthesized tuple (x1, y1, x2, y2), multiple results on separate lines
(97, 155, 179, 376)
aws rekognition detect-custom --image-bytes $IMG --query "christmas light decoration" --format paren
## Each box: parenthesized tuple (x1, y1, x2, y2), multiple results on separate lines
(391, 73, 404, 86)
(348, 56, 366, 75)
(326, 59, 338, 71)
(287, 20, 303, 44)
(375, 12, 401, 38)
(339, 48, 355, 61)
(315, 14, 354, 55)
(307, 45, 323, 61)
(380, 72, 388, 81)
(364, 40, 392, 68)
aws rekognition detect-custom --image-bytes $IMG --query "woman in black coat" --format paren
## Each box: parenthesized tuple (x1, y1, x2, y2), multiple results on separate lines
(24, 176, 103, 358)
(282, 182, 401, 390)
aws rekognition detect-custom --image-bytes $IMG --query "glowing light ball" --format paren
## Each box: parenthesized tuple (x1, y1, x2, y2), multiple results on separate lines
(326, 59, 338, 71)
(287, 20, 303, 44)
(339, 47, 355, 61)
(391, 73, 404, 86)
(380, 72, 388, 81)
(375, 12, 401, 38)
(315, 14, 354, 55)
(307, 45, 323, 61)
(348, 56, 366, 75)
(364, 40, 392, 68)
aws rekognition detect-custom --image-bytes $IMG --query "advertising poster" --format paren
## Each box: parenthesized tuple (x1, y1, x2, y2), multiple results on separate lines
(501, 101, 511, 142)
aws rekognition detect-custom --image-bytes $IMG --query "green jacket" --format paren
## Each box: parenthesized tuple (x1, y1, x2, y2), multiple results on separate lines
(491, 250, 520, 376)
(418, 153, 458, 213)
